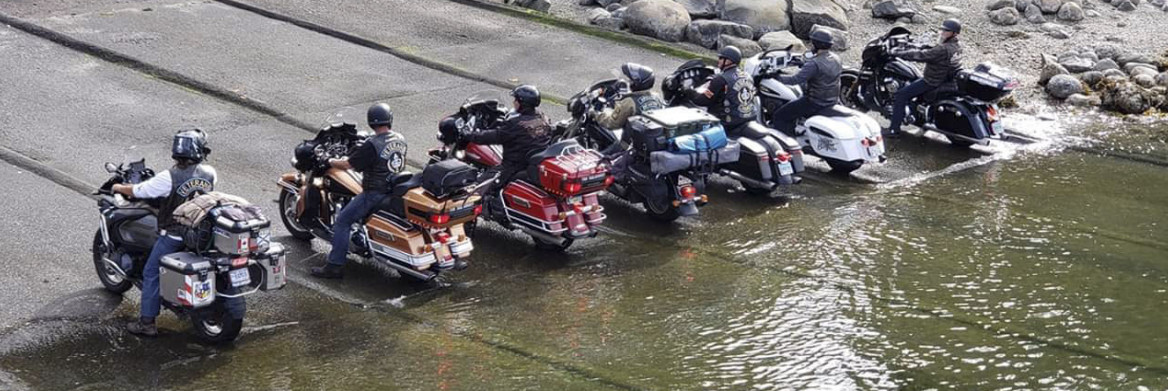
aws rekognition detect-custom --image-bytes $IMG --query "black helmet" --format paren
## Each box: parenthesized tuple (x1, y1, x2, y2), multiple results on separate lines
(941, 19, 962, 34)
(172, 128, 210, 163)
(718, 46, 742, 64)
(620, 63, 656, 92)
(438, 116, 459, 144)
(810, 30, 834, 51)
(512, 85, 541, 110)
(367, 103, 393, 128)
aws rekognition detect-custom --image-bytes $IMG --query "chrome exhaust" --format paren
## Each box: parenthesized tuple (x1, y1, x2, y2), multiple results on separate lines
(520, 227, 570, 247)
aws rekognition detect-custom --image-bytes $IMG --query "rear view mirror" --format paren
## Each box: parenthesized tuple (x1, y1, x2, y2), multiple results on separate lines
(105, 162, 118, 173)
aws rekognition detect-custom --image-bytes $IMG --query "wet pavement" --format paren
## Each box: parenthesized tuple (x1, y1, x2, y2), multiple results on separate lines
(1, 1, 1167, 390)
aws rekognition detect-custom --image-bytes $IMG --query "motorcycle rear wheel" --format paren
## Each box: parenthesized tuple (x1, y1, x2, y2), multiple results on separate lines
(643, 199, 681, 222)
(92, 230, 132, 294)
(191, 303, 243, 344)
(278, 189, 314, 240)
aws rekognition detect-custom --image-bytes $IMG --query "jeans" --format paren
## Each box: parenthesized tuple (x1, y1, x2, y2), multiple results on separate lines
(328, 191, 389, 266)
(889, 79, 934, 132)
(141, 235, 185, 319)
(771, 97, 833, 135)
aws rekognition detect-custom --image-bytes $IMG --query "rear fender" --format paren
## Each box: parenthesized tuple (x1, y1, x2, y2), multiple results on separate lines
(803, 116, 867, 141)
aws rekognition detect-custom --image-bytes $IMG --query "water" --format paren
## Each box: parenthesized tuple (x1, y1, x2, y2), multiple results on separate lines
(3, 122, 1168, 390)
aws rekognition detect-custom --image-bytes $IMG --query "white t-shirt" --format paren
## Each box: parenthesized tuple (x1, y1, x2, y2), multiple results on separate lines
(131, 166, 219, 199)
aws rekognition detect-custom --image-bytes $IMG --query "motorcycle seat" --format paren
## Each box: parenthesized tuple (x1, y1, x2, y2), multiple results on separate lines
(923, 84, 960, 102)
(374, 194, 408, 222)
(816, 105, 857, 119)
(527, 139, 582, 167)
(389, 172, 421, 198)
(729, 121, 772, 140)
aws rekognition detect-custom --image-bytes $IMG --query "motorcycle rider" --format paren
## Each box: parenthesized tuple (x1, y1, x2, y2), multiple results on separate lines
(310, 103, 408, 279)
(112, 129, 216, 337)
(690, 46, 760, 134)
(885, 18, 964, 138)
(770, 30, 842, 135)
(459, 85, 552, 217)
(595, 63, 665, 131)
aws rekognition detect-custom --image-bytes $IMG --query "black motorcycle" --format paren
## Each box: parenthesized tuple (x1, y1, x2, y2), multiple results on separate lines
(840, 27, 1019, 147)
(555, 79, 736, 222)
(94, 159, 286, 343)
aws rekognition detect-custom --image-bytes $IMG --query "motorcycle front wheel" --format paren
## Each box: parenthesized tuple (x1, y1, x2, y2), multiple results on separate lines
(278, 189, 314, 240)
(839, 72, 867, 112)
(92, 230, 132, 294)
(191, 302, 244, 344)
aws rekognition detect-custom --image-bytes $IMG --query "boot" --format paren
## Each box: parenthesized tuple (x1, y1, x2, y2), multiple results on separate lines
(310, 263, 344, 279)
(126, 317, 157, 337)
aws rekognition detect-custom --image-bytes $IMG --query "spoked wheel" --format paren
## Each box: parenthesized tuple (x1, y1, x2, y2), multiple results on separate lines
(533, 235, 574, 252)
(824, 158, 864, 175)
(278, 189, 314, 240)
(642, 198, 680, 222)
(92, 230, 132, 294)
(191, 302, 243, 344)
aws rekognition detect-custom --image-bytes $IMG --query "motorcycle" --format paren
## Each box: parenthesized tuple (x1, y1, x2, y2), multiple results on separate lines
(277, 109, 482, 281)
(662, 60, 805, 194)
(744, 48, 886, 174)
(840, 27, 1019, 147)
(429, 91, 611, 250)
(93, 159, 286, 343)
(556, 78, 738, 221)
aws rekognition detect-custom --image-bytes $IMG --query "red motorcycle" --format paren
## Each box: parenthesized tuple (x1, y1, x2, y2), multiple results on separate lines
(428, 91, 612, 251)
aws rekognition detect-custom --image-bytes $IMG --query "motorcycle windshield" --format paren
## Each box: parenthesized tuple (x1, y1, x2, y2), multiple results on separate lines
(463, 90, 507, 111)
(319, 106, 371, 137)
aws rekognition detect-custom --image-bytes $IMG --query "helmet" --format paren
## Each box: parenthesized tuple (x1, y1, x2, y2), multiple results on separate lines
(620, 63, 656, 91)
(718, 46, 742, 64)
(172, 128, 210, 163)
(941, 19, 962, 34)
(810, 30, 834, 51)
(367, 103, 394, 128)
(512, 85, 541, 110)
(438, 116, 459, 144)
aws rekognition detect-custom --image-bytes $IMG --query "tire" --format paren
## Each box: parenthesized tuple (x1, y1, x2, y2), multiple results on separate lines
(92, 230, 132, 294)
(946, 136, 974, 148)
(278, 189, 314, 240)
(824, 158, 864, 175)
(642, 198, 680, 222)
(191, 303, 244, 344)
(533, 236, 574, 251)
(839, 72, 867, 112)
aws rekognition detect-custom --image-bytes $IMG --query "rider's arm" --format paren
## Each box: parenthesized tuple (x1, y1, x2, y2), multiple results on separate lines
(339, 140, 373, 172)
(112, 170, 172, 198)
(897, 45, 946, 63)
(596, 98, 634, 130)
(777, 61, 819, 85)
(690, 75, 726, 107)
(463, 122, 509, 145)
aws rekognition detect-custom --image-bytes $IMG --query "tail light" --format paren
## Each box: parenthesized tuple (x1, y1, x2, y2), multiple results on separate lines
(680, 185, 697, 199)
(429, 213, 450, 225)
(473, 204, 483, 216)
(603, 175, 615, 187)
(987, 105, 1000, 122)
(562, 181, 582, 194)
(435, 232, 451, 243)
(231, 257, 248, 268)
(776, 152, 791, 162)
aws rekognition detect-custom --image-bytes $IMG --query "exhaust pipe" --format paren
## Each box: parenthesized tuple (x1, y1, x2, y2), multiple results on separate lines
(719, 169, 778, 191)
(381, 258, 437, 281)
(520, 227, 570, 247)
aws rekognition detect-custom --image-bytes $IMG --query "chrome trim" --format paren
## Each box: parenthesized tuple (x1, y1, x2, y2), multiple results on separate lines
(448, 238, 474, 256)
(369, 241, 438, 268)
(276, 179, 299, 193)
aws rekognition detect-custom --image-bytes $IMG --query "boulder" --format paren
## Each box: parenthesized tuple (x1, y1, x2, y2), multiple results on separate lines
(598, 0, 623, 6)
(595, 16, 626, 29)
(673, 0, 717, 18)
(1116, 53, 1154, 66)
(685, 20, 754, 48)
(1038, 0, 1062, 13)
(1101, 81, 1154, 114)
(723, 0, 791, 36)
(989, 7, 1021, 25)
(1093, 58, 1120, 71)
(588, 7, 612, 22)
(810, 24, 849, 51)
(1130, 66, 1158, 79)
(1094, 45, 1123, 60)
(871, 0, 916, 19)
(1046, 74, 1085, 99)
(624, 0, 692, 42)
(718, 34, 762, 57)
(986, 0, 1015, 10)
(1124, 62, 1157, 73)
(934, 5, 962, 13)
(512, 0, 551, 12)
(580, 0, 597, 5)
(1080, 51, 1099, 62)
(1060, 56, 1095, 73)
(1015, 0, 1031, 11)
(1040, 54, 1070, 84)
(1134, 74, 1157, 87)
(1024, 3, 1046, 22)
(757, 30, 807, 51)
(1115, 0, 1137, 10)
(608, 3, 625, 11)
(1066, 93, 1102, 106)
(1157, 72, 1168, 87)
(790, 0, 850, 36)
(1080, 70, 1105, 86)
(1057, 2, 1085, 20)
(1047, 29, 1071, 39)
(1102, 68, 1128, 78)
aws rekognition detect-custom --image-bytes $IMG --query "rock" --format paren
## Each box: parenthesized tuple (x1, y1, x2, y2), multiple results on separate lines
(1080, 70, 1105, 85)
(1037, 0, 1062, 13)
(757, 30, 807, 51)
(810, 24, 849, 51)
(579, 0, 597, 5)
(1086, 9, 1101, 16)
(1015, 0, 1031, 11)
(1080, 51, 1099, 62)
(1094, 45, 1123, 60)
(1040, 22, 1069, 38)
(598, 0, 623, 6)
(986, 0, 1015, 10)
(1115, 0, 1137, 10)
(989, 7, 1021, 25)
(718, 34, 762, 57)
(624, 0, 692, 42)
(910, 12, 929, 23)
(594, 16, 626, 29)
(723, 0, 791, 36)
(1024, 4, 1046, 22)
(790, 0, 850, 36)
(673, 0, 717, 18)
(1066, 93, 1102, 106)
(588, 7, 612, 22)
(512, 0, 552, 12)
(1046, 74, 1085, 99)
(1157, 72, 1168, 87)
(871, 0, 916, 19)
(608, 3, 625, 11)
(1060, 56, 1095, 72)
(611, 6, 626, 18)
(1124, 62, 1157, 73)
(1040, 54, 1070, 84)
(1101, 81, 1153, 114)
(1057, 2, 1085, 20)
(1130, 67, 1158, 79)
(1047, 30, 1070, 39)
(934, 5, 962, 13)
(1116, 53, 1154, 66)
(1134, 74, 1157, 87)
(1094, 58, 1120, 71)
(685, 20, 754, 48)
(1102, 68, 1128, 78)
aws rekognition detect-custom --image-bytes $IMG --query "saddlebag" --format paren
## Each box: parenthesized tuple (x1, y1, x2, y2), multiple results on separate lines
(956, 63, 1016, 103)
(535, 147, 610, 197)
(421, 159, 476, 198)
(628, 107, 722, 153)
(174, 193, 270, 257)
(160, 252, 216, 308)
(255, 242, 287, 291)
(649, 140, 740, 175)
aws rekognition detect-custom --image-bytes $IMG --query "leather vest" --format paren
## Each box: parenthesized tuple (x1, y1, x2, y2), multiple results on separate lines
(719, 67, 759, 125)
(630, 91, 664, 115)
(806, 52, 843, 106)
(159, 164, 216, 232)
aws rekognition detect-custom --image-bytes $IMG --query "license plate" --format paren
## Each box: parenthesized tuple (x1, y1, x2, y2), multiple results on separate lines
(778, 162, 794, 176)
(229, 268, 251, 288)
(568, 196, 583, 204)
(991, 121, 1004, 135)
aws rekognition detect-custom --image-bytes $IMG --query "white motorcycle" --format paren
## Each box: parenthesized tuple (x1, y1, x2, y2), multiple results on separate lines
(745, 49, 886, 174)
